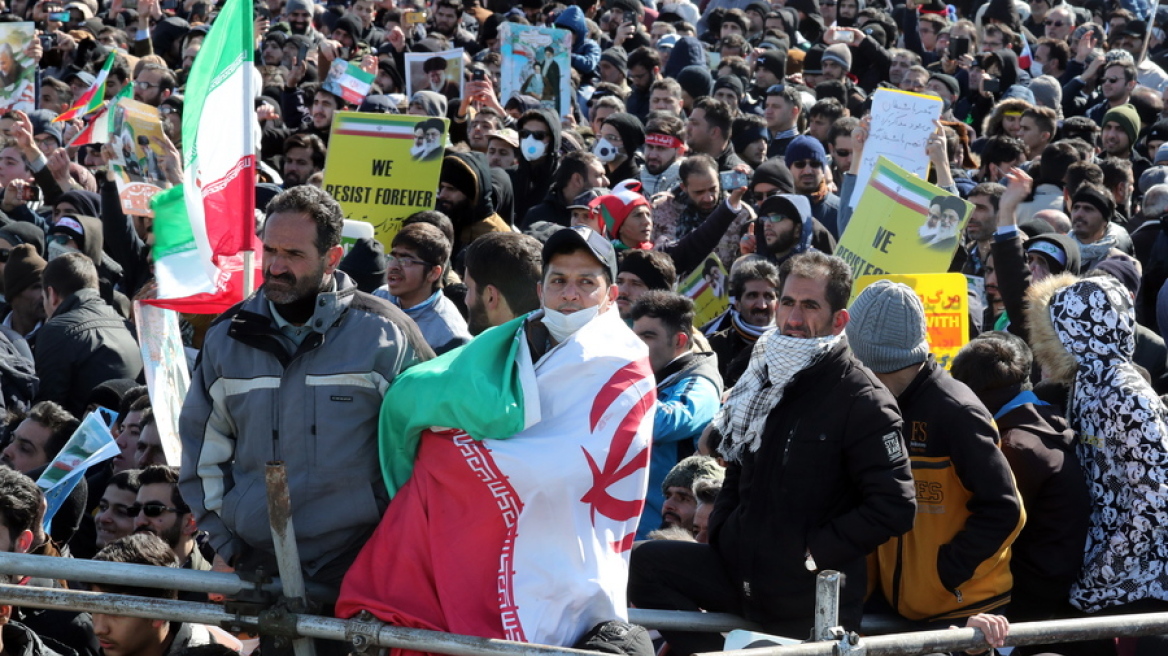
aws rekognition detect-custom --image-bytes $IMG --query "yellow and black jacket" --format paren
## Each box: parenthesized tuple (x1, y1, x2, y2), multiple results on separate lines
(875, 358, 1026, 623)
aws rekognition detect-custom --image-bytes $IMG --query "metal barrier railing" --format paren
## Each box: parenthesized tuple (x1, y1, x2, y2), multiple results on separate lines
(3, 553, 1168, 655)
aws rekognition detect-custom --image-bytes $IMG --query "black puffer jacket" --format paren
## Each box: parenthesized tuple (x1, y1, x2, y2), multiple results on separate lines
(709, 340, 915, 636)
(34, 288, 144, 416)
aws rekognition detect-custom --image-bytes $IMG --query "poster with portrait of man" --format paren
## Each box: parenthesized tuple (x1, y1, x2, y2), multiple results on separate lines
(405, 49, 464, 103)
(499, 23, 571, 118)
(0, 23, 37, 112)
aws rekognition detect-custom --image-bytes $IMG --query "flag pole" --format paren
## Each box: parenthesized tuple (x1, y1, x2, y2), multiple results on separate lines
(1140, 0, 1163, 65)
(242, 0, 257, 301)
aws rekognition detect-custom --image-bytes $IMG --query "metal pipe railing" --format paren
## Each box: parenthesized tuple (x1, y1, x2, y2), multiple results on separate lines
(700, 612, 1168, 656)
(0, 551, 755, 633)
(0, 583, 605, 656)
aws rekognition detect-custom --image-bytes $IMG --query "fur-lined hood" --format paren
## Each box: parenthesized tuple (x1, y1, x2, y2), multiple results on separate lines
(1026, 272, 1136, 384)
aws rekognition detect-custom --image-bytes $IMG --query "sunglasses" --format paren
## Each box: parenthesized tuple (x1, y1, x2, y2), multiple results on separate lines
(1045, 20, 1064, 26)
(519, 129, 548, 140)
(131, 501, 188, 518)
(764, 213, 793, 222)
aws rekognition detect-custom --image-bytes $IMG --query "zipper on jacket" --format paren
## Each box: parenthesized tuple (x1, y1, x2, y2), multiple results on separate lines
(781, 420, 801, 467)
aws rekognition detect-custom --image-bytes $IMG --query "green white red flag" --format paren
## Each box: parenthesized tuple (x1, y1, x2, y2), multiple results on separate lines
(145, 0, 260, 314)
(54, 51, 115, 123)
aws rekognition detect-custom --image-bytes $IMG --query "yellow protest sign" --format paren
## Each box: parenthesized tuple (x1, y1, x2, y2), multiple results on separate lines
(854, 273, 969, 369)
(836, 156, 971, 277)
(322, 112, 446, 248)
(678, 254, 730, 327)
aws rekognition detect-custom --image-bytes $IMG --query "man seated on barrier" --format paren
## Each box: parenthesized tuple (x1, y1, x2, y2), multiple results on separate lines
(90, 533, 238, 656)
(629, 253, 916, 654)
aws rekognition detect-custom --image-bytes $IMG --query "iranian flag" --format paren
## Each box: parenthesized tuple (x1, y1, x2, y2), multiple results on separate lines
(338, 310, 656, 651)
(67, 83, 132, 147)
(145, 0, 259, 314)
(54, 51, 115, 123)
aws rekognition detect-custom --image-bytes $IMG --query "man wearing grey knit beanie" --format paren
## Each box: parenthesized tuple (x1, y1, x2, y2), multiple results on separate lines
(847, 279, 1024, 626)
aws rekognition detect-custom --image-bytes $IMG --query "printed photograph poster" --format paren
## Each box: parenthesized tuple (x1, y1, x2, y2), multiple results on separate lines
(134, 301, 190, 467)
(323, 111, 446, 248)
(0, 23, 36, 112)
(849, 88, 942, 209)
(854, 273, 969, 369)
(107, 97, 169, 217)
(679, 254, 730, 327)
(499, 23, 571, 118)
(405, 49, 464, 104)
(323, 59, 375, 106)
(835, 156, 972, 278)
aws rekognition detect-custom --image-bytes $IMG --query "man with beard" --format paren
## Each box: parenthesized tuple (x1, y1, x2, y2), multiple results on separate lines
(282, 0, 323, 45)
(707, 258, 779, 385)
(133, 465, 207, 572)
(281, 133, 324, 188)
(429, 0, 478, 54)
(436, 151, 510, 258)
(180, 186, 433, 606)
(755, 194, 826, 268)
(462, 232, 542, 335)
(652, 155, 755, 269)
(640, 114, 687, 197)
(786, 135, 841, 239)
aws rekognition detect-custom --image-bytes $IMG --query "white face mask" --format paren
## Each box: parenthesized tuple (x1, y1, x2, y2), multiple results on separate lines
(593, 137, 620, 162)
(521, 136, 547, 161)
(1030, 60, 1044, 77)
(541, 305, 601, 343)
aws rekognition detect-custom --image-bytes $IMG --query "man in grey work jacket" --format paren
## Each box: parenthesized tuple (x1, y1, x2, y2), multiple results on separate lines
(179, 186, 433, 596)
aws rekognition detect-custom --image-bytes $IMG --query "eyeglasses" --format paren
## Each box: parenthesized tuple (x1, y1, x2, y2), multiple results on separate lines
(131, 502, 188, 518)
(1103, 76, 1123, 84)
(519, 129, 548, 140)
(387, 253, 434, 268)
(135, 80, 160, 90)
(98, 500, 137, 518)
(160, 105, 177, 115)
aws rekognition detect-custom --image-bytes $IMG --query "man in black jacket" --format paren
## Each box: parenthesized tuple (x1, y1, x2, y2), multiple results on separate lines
(629, 252, 916, 653)
(34, 253, 143, 418)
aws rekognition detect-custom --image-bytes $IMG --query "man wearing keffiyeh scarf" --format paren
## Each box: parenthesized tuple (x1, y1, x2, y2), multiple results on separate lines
(629, 253, 916, 654)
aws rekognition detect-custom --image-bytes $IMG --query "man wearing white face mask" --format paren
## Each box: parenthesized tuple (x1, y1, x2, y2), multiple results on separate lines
(338, 224, 655, 648)
(512, 108, 563, 221)
(596, 112, 646, 186)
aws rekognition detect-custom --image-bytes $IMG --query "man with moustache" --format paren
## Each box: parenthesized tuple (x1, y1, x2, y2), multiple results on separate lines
(133, 465, 207, 573)
(180, 185, 433, 601)
(640, 114, 687, 197)
(708, 259, 780, 386)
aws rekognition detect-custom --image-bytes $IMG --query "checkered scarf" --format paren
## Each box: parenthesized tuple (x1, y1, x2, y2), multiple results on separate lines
(714, 331, 842, 463)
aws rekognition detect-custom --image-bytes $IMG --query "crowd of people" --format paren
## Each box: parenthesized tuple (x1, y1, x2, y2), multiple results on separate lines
(2, 0, 1168, 655)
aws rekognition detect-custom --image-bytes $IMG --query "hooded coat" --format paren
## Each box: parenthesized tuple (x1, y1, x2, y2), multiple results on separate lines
(1026, 273, 1168, 613)
(553, 6, 601, 75)
(510, 108, 563, 221)
(662, 37, 707, 80)
(443, 151, 509, 257)
(753, 194, 835, 267)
